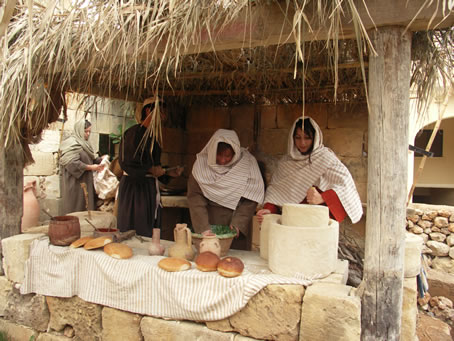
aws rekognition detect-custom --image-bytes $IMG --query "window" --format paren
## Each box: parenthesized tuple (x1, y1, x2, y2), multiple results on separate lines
(99, 134, 116, 160)
(414, 130, 443, 157)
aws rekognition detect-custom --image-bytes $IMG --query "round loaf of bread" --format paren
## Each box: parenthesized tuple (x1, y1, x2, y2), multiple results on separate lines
(217, 257, 244, 278)
(104, 243, 133, 259)
(70, 236, 94, 248)
(195, 251, 220, 272)
(84, 236, 113, 250)
(158, 257, 191, 272)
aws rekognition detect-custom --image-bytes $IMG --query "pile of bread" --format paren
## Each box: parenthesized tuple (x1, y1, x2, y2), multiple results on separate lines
(69, 236, 133, 259)
(158, 252, 244, 278)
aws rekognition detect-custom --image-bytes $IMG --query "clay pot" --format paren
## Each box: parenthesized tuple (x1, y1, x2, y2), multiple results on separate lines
(48, 215, 81, 246)
(168, 223, 195, 261)
(21, 181, 40, 232)
(199, 233, 221, 257)
(148, 228, 165, 256)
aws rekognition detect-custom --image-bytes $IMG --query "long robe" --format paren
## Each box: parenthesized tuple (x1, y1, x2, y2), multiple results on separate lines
(117, 124, 162, 237)
(61, 149, 100, 215)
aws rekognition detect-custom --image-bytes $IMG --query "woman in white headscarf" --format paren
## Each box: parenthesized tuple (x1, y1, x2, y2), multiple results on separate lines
(59, 119, 104, 215)
(188, 129, 265, 248)
(257, 117, 363, 224)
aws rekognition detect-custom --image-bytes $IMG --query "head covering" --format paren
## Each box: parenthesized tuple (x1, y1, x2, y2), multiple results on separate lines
(264, 117, 363, 223)
(192, 129, 264, 210)
(59, 120, 96, 166)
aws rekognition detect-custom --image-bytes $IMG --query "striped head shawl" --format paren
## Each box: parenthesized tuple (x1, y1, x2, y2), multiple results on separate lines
(59, 120, 96, 167)
(264, 117, 363, 223)
(192, 129, 265, 210)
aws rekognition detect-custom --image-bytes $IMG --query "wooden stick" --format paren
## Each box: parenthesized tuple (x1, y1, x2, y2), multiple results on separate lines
(80, 182, 91, 220)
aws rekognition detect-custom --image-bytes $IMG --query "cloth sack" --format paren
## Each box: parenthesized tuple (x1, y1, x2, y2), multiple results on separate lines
(93, 158, 119, 200)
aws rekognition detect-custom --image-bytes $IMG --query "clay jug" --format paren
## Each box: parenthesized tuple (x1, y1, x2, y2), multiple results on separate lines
(199, 232, 221, 257)
(21, 181, 40, 232)
(148, 228, 165, 256)
(168, 224, 195, 261)
(48, 215, 81, 246)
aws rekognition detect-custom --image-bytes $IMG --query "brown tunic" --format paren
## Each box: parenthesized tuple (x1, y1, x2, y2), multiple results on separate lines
(187, 174, 257, 236)
(61, 150, 100, 215)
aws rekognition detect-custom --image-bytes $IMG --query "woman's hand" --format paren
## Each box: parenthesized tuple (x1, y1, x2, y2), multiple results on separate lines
(306, 187, 324, 205)
(256, 209, 271, 224)
(87, 164, 105, 172)
(229, 225, 240, 238)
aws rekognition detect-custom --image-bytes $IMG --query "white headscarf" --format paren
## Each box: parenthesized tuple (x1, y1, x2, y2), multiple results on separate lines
(264, 117, 363, 223)
(59, 120, 96, 166)
(192, 129, 265, 210)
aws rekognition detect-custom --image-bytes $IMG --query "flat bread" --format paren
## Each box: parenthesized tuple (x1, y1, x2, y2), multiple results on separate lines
(70, 236, 94, 249)
(158, 257, 191, 272)
(84, 236, 113, 250)
(104, 243, 133, 259)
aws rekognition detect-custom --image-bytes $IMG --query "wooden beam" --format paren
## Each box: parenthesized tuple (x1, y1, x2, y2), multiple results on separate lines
(0, 142, 23, 240)
(141, 0, 454, 57)
(362, 26, 411, 340)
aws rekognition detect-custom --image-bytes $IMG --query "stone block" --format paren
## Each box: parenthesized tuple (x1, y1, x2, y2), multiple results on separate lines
(35, 130, 61, 153)
(276, 103, 301, 129)
(401, 277, 418, 341)
(324, 128, 364, 157)
(327, 102, 368, 129)
(318, 259, 349, 285)
(186, 132, 214, 154)
(0, 276, 13, 316)
(339, 157, 367, 184)
(43, 175, 61, 199)
(39, 198, 64, 221)
(47, 296, 102, 340)
(66, 93, 84, 110)
(404, 233, 423, 278)
(4, 287, 49, 331)
(102, 307, 142, 341)
(258, 129, 287, 156)
(231, 104, 255, 131)
(300, 282, 361, 341)
(0, 318, 38, 341)
(187, 105, 230, 132)
(277, 103, 328, 130)
(236, 129, 255, 151)
(228, 284, 305, 341)
(259, 105, 277, 129)
(427, 268, 454, 303)
(141, 317, 236, 341)
(1, 233, 44, 283)
(37, 332, 74, 340)
(162, 127, 185, 153)
(24, 151, 56, 176)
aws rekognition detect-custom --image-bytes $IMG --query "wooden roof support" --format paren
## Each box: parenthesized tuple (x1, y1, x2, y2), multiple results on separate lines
(142, 0, 454, 57)
(362, 26, 412, 340)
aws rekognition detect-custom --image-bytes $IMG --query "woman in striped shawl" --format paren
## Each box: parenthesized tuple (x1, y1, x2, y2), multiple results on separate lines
(257, 117, 363, 224)
(188, 129, 265, 248)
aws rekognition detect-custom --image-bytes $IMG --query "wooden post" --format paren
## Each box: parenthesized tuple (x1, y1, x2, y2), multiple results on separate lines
(362, 26, 411, 340)
(0, 142, 24, 240)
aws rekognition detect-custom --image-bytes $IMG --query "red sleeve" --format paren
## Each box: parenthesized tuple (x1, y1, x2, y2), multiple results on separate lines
(321, 189, 347, 223)
(263, 202, 279, 214)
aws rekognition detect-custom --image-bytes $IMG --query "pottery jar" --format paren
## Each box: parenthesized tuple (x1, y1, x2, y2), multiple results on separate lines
(148, 228, 165, 256)
(199, 233, 221, 257)
(48, 215, 81, 246)
(168, 223, 195, 261)
(21, 181, 40, 232)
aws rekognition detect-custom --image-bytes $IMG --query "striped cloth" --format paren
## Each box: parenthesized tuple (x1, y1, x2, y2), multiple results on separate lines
(20, 238, 311, 321)
(192, 129, 264, 210)
(264, 117, 363, 224)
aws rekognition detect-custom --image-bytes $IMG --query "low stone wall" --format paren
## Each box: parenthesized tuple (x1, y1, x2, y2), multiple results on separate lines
(406, 203, 454, 273)
(0, 231, 421, 341)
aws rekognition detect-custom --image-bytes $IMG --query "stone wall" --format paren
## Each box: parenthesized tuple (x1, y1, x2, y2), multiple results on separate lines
(406, 203, 454, 273)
